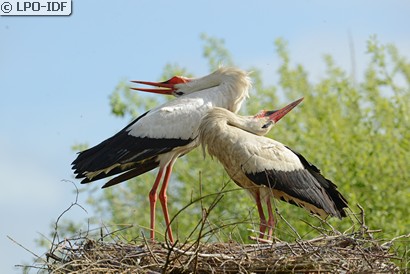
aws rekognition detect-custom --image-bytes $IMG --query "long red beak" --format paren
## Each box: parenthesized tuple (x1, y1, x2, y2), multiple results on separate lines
(255, 97, 304, 122)
(130, 76, 190, 95)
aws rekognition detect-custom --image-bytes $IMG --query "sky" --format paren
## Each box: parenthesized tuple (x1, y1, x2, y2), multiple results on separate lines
(1, 0, 409, 272)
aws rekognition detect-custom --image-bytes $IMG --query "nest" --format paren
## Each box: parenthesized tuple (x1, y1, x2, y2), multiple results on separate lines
(38, 228, 401, 273)
(19, 186, 407, 273)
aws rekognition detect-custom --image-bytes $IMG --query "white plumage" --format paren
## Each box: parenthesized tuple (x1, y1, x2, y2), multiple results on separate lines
(72, 67, 252, 242)
(199, 99, 348, 239)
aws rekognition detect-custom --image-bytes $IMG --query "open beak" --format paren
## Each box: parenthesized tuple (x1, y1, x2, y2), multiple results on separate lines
(255, 97, 304, 123)
(130, 76, 190, 95)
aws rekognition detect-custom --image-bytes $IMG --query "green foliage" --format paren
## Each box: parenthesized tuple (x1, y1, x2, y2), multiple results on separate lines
(109, 80, 161, 119)
(70, 143, 89, 153)
(160, 63, 194, 80)
(200, 33, 234, 70)
(50, 35, 408, 253)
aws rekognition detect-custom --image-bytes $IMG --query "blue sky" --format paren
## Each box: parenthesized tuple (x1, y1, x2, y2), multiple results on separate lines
(1, 0, 409, 272)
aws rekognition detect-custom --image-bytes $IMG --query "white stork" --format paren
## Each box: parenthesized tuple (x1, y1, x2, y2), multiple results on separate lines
(72, 67, 251, 242)
(198, 98, 348, 239)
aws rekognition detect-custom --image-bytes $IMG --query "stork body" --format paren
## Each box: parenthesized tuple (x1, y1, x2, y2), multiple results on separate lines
(199, 99, 348, 239)
(72, 67, 251, 242)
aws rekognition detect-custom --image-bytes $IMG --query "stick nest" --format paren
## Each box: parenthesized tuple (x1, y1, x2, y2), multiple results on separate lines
(21, 185, 406, 273)
(42, 230, 400, 273)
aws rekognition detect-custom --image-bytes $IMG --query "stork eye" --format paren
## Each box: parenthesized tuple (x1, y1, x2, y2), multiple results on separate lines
(262, 121, 272, 129)
(175, 91, 184, 96)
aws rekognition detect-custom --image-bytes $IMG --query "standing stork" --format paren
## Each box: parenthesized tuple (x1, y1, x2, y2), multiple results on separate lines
(198, 98, 348, 239)
(72, 67, 251, 242)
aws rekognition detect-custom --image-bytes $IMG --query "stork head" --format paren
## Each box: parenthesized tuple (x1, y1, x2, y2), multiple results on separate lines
(252, 97, 304, 133)
(131, 76, 192, 97)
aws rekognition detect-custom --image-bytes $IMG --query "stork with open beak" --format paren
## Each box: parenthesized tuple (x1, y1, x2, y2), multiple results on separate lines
(198, 98, 348, 239)
(72, 67, 251, 242)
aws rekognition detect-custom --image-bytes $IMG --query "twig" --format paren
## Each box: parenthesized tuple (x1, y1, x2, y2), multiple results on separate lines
(356, 203, 370, 238)
(276, 208, 302, 240)
(49, 180, 88, 255)
(140, 231, 160, 265)
(381, 233, 410, 248)
(171, 246, 235, 260)
(7, 236, 45, 262)
(248, 235, 273, 244)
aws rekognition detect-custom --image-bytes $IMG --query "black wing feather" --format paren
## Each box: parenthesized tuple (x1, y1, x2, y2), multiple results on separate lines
(246, 147, 348, 218)
(72, 110, 192, 183)
(101, 159, 159, 188)
(286, 146, 348, 216)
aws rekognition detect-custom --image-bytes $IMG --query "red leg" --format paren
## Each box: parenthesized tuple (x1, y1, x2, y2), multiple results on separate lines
(266, 195, 275, 239)
(255, 190, 267, 238)
(159, 159, 176, 243)
(149, 167, 165, 240)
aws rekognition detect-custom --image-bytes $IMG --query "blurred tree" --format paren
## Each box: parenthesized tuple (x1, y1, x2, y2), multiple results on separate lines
(45, 34, 409, 249)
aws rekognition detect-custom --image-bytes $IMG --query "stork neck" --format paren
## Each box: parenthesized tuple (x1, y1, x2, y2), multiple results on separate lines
(199, 108, 271, 149)
(181, 67, 251, 113)
(227, 114, 272, 136)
